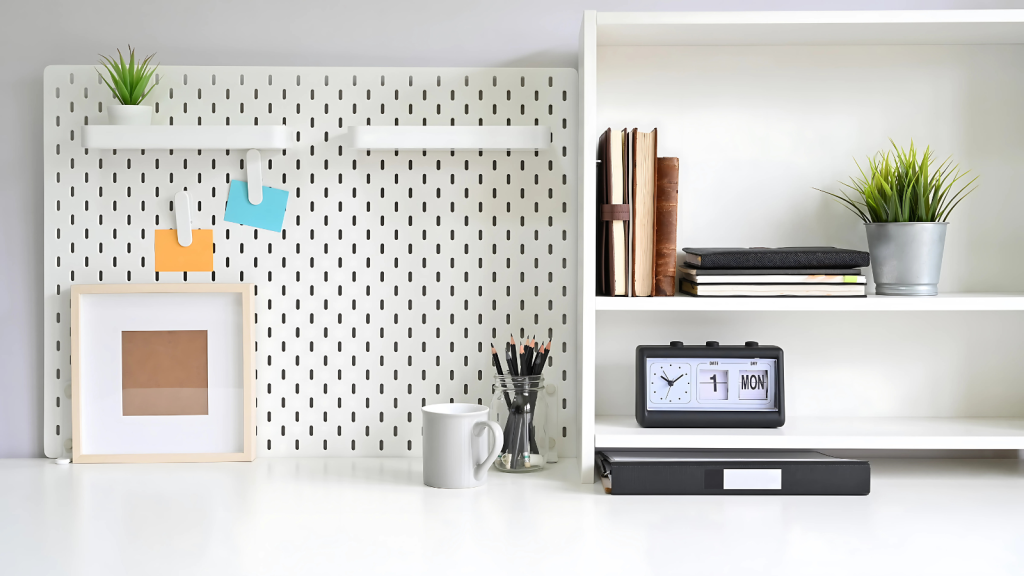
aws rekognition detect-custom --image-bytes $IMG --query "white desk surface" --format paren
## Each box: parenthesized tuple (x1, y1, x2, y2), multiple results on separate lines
(1, 457, 1022, 575)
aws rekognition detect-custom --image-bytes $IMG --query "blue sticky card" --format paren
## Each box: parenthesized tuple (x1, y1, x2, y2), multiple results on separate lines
(223, 179, 289, 232)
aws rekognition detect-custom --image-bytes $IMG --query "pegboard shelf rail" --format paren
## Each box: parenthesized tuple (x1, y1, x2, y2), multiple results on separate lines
(341, 126, 550, 150)
(81, 125, 291, 150)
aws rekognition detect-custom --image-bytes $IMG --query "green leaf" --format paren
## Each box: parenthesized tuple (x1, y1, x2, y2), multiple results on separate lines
(128, 46, 136, 94)
(117, 48, 127, 83)
(817, 140, 978, 223)
(98, 46, 159, 105)
(100, 61, 130, 104)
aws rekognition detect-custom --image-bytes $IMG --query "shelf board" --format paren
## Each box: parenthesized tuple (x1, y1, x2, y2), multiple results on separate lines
(596, 10, 1024, 46)
(340, 126, 550, 150)
(81, 125, 291, 150)
(595, 415, 1024, 450)
(594, 293, 1024, 312)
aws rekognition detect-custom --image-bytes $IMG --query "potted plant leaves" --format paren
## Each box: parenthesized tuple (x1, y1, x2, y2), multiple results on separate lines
(97, 46, 159, 125)
(818, 140, 978, 296)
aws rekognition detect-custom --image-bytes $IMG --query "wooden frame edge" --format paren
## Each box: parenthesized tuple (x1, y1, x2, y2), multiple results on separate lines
(71, 283, 256, 464)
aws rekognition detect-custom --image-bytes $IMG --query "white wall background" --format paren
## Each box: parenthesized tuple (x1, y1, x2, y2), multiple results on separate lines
(2, 0, 1022, 457)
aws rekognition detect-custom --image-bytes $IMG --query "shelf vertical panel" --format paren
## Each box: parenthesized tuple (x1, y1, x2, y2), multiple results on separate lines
(577, 10, 599, 483)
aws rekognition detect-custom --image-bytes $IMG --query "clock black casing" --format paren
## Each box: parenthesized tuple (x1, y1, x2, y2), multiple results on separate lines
(636, 341, 785, 428)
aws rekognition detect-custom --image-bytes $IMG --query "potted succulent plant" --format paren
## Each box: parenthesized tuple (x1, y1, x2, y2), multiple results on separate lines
(818, 140, 978, 296)
(97, 46, 159, 125)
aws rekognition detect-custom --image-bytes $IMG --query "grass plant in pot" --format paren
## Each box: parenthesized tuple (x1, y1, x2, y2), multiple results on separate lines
(97, 46, 158, 126)
(818, 140, 978, 296)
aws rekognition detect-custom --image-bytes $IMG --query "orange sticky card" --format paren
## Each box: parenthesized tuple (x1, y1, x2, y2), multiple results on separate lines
(154, 229, 214, 272)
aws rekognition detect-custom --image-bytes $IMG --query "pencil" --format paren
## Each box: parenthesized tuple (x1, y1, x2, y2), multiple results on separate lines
(492, 344, 513, 443)
(523, 339, 534, 374)
(491, 344, 503, 376)
(536, 341, 551, 376)
(506, 339, 519, 377)
(530, 340, 545, 376)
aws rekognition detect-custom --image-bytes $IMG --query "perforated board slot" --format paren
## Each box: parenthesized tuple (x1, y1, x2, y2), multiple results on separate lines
(42, 66, 578, 458)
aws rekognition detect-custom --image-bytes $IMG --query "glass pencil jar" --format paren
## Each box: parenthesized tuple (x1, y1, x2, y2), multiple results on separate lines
(490, 374, 548, 473)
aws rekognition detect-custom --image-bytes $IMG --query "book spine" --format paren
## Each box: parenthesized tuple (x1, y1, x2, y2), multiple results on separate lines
(597, 129, 609, 296)
(653, 157, 679, 297)
(622, 129, 631, 297)
(631, 128, 656, 297)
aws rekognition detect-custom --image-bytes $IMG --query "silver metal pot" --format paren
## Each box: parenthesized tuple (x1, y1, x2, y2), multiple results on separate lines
(864, 222, 947, 296)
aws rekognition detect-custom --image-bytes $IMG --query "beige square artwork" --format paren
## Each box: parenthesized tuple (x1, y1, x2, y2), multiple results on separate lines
(121, 330, 209, 416)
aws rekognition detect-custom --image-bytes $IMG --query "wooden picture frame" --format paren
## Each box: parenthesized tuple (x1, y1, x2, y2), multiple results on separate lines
(71, 284, 255, 463)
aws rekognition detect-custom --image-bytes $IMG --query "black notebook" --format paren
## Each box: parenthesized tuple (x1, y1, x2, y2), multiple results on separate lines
(682, 247, 870, 270)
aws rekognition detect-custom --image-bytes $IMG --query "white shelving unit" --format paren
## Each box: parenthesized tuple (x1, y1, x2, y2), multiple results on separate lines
(575, 10, 1024, 482)
(81, 125, 291, 150)
(340, 125, 550, 150)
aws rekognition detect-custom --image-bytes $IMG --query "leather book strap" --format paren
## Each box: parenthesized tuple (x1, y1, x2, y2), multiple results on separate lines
(600, 204, 631, 221)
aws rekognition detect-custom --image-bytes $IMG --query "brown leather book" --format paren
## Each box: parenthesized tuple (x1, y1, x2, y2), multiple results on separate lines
(630, 128, 657, 297)
(653, 157, 679, 296)
(597, 128, 629, 296)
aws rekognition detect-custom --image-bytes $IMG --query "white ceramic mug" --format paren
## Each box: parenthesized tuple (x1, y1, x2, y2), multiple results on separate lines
(422, 403, 502, 489)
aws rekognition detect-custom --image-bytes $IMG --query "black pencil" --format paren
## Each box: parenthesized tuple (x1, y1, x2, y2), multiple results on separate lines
(519, 344, 529, 379)
(492, 343, 513, 409)
(521, 336, 529, 376)
(525, 337, 535, 373)
(491, 344, 503, 376)
(530, 340, 545, 376)
(536, 341, 551, 376)
(506, 338, 518, 377)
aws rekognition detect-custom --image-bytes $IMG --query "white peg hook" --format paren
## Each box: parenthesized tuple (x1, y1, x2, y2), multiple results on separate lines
(246, 149, 263, 205)
(174, 190, 193, 247)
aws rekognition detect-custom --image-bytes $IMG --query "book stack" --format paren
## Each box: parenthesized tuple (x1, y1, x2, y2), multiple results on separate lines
(597, 127, 679, 297)
(679, 247, 871, 297)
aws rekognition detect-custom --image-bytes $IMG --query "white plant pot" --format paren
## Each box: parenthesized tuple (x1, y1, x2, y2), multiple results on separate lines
(107, 104, 153, 126)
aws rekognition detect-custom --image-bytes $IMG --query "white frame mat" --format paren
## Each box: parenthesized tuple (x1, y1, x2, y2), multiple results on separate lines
(71, 284, 255, 463)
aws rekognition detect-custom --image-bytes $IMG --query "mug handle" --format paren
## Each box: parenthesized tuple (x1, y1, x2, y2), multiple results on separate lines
(472, 420, 503, 482)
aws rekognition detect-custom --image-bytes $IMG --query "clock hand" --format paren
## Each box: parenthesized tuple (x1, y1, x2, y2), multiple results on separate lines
(660, 371, 675, 387)
(669, 373, 685, 384)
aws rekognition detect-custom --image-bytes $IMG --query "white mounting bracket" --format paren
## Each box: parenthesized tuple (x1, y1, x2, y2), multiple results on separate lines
(174, 190, 192, 247)
(246, 149, 263, 205)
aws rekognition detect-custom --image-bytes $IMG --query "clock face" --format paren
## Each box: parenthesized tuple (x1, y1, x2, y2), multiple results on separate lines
(645, 357, 777, 412)
(647, 361, 691, 404)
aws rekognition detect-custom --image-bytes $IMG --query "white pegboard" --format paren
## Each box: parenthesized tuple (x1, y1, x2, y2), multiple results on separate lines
(42, 66, 578, 458)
